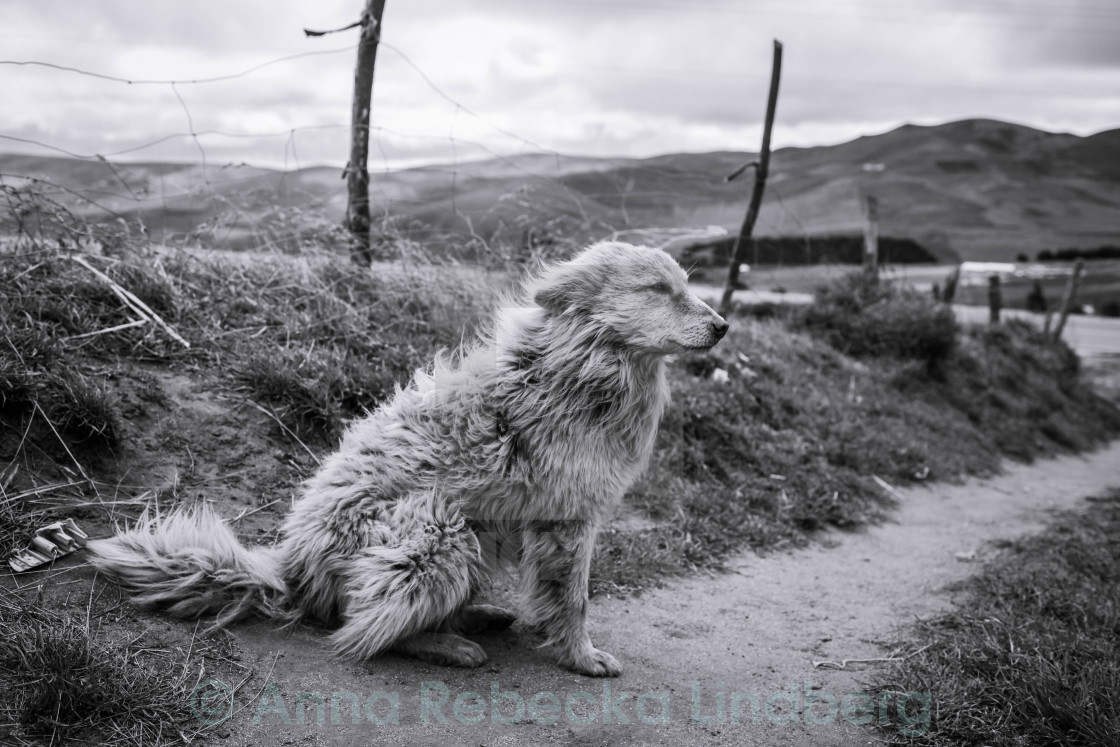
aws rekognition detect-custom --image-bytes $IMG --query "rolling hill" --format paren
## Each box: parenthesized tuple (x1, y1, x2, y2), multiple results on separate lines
(2, 118, 1119, 263)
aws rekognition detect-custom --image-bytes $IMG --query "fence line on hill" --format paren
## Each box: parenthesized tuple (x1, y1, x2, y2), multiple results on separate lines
(0, 38, 820, 264)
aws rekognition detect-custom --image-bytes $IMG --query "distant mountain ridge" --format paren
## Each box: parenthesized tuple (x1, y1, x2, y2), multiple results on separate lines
(2, 118, 1118, 263)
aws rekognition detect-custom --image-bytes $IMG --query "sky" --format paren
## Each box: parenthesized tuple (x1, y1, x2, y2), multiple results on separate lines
(1, 0, 1118, 171)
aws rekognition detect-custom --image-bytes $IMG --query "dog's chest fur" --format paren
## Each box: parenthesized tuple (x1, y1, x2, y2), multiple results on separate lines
(433, 336, 671, 523)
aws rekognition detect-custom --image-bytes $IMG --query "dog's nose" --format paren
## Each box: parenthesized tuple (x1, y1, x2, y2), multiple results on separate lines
(712, 318, 730, 340)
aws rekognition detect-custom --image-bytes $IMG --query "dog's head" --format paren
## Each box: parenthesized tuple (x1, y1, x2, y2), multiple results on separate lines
(530, 242, 729, 354)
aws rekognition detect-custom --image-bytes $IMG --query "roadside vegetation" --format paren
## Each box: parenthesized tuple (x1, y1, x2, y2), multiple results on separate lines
(870, 488, 1120, 746)
(2, 185, 1119, 743)
(0, 598, 206, 746)
(592, 274, 1120, 592)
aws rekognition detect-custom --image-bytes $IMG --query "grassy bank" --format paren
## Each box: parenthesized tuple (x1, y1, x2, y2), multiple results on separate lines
(870, 488, 1120, 746)
(2, 244, 1118, 585)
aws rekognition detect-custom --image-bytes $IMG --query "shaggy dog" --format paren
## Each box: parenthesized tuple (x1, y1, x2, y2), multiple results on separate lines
(88, 241, 728, 676)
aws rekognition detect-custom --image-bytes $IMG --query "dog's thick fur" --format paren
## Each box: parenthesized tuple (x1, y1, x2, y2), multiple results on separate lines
(88, 241, 728, 676)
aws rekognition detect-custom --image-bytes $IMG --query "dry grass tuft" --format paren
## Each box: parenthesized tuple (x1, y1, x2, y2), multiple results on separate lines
(0, 597, 208, 746)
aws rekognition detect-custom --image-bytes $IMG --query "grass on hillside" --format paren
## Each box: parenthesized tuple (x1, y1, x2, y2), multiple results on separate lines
(870, 488, 1120, 746)
(0, 244, 502, 549)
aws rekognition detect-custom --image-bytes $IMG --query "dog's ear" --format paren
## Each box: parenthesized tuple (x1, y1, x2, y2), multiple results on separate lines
(532, 261, 601, 314)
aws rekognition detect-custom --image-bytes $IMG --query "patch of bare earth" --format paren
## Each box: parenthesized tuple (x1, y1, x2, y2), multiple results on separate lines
(90, 365, 309, 540)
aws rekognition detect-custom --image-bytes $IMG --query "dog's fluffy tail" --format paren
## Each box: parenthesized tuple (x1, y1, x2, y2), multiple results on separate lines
(87, 506, 285, 627)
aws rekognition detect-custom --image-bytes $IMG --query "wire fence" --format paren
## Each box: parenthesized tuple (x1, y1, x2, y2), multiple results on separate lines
(0, 30, 924, 271)
(0, 29, 851, 267)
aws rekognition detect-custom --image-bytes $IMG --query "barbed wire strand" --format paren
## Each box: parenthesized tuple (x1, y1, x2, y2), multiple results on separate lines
(0, 47, 356, 86)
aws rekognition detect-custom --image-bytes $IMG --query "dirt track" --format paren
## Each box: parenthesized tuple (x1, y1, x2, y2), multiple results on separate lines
(199, 441, 1120, 746)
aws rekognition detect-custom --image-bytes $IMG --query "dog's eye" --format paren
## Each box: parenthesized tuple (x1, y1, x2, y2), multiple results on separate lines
(648, 281, 672, 294)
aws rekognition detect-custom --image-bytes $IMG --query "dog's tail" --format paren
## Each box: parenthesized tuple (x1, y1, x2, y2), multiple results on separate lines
(87, 505, 286, 627)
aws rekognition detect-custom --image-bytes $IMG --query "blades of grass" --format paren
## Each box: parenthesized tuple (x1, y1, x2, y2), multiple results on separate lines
(812, 644, 932, 670)
(230, 498, 282, 524)
(242, 399, 318, 463)
(66, 318, 149, 341)
(7, 482, 87, 501)
(70, 255, 190, 349)
(30, 401, 94, 489)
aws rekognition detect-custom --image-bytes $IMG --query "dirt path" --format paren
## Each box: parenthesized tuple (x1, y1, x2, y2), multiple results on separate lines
(210, 442, 1120, 746)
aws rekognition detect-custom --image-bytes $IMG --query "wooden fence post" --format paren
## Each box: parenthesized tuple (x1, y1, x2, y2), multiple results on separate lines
(863, 193, 879, 281)
(1052, 259, 1085, 340)
(719, 39, 783, 318)
(344, 0, 386, 267)
(941, 265, 960, 305)
(988, 275, 1001, 324)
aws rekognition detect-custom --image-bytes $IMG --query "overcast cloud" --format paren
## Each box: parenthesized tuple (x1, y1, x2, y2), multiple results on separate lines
(1, 0, 1118, 170)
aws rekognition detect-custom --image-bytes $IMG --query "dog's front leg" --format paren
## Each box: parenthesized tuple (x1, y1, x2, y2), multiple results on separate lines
(521, 520, 621, 677)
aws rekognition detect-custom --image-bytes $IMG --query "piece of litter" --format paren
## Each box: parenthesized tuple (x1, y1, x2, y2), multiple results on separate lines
(954, 550, 994, 563)
(711, 368, 729, 383)
(7, 518, 88, 572)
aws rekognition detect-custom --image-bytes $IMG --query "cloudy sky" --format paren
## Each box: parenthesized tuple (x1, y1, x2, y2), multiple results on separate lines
(2, 0, 1118, 171)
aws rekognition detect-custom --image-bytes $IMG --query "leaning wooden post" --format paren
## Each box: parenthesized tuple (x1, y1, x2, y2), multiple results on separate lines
(719, 39, 783, 318)
(941, 265, 960, 305)
(1052, 259, 1085, 340)
(988, 275, 1001, 324)
(344, 0, 386, 267)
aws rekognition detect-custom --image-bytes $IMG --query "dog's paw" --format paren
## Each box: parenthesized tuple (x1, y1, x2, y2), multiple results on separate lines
(563, 647, 623, 678)
(442, 639, 489, 668)
(394, 633, 489, 668)
(456, 603, 518, 634)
